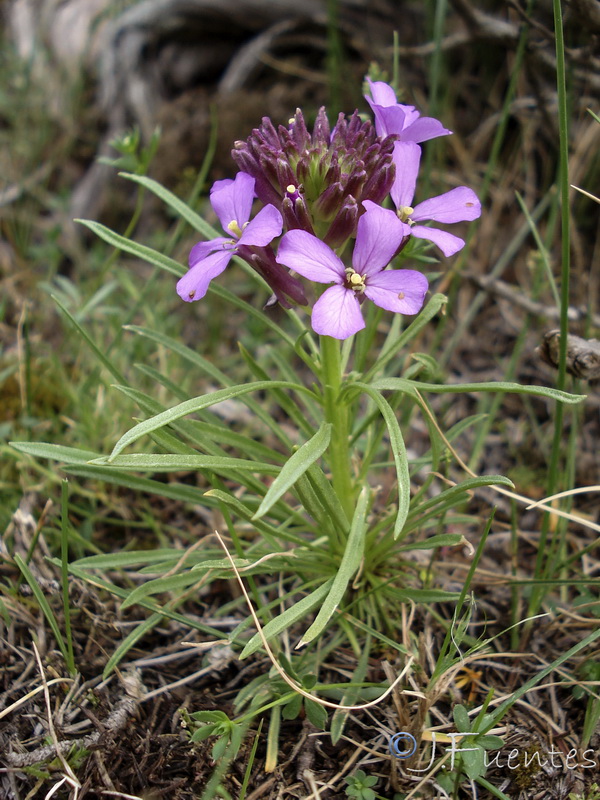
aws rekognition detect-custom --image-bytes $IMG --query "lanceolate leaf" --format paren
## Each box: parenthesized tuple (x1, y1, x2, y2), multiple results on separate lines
(299, 486, 370, 646)
(91, 453, 280, 475)
(372, 377, 585, 404)
(240, 580, 333, 659)
(109, 380, 317, 459)
(351, 383, 411, 539)
(253, 423, 332, 520)
(75, 219, 185, 277)
(118, 172, 219, 239)
(10, 442, 101, 464)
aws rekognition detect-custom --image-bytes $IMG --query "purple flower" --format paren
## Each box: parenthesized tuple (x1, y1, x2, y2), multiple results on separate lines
(231, 108, 395, 244)
(386, 141, 481, 257)
(277, 203, 428, 339)
(365, 78, 452, 143)
(177, 172, 283, 302)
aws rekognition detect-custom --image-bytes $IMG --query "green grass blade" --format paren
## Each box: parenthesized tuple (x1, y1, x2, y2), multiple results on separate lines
(103, 612, 163, 678)
(14, 554, 70, 667)
(60, 481, 76, 675)
(52, 294, 127, 383)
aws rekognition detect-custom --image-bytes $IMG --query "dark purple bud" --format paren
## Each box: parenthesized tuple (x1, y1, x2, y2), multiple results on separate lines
(231, 148, 277, 207)
(233, 104, 399, 232)
(322, 160, 341, 187)
(361, 158, 395, 205)
(324, 196, 359, 248)
(343, 169, 367, 200)
(276, 158, 296, 194)
(313, 182, 345, 220)
(257, 117, 283, 151)
(312, 107, 330, 146)
(282, 195, 315, 234)
(295, 159, 310, 186)
(293, 195, 315, 235)
(238, 244, 308, 307)
(290, 109, 311, 151)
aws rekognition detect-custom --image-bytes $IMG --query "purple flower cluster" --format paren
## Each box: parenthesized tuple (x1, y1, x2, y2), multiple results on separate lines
(177, 79, 481, 339)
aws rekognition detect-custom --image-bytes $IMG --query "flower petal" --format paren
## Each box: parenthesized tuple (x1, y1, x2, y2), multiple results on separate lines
(312, 285, 365, 339)
(411, 225, 465, 257)
(177, 249, 232, 302)
(367, 102, 407, 138)
(364, 269, 428, 314)
(277, 230, 345, 283)
(210, 172, 256, 232)
(398, 103, 420, 125)
(354, 203, 409, 277)
(189, 237, 232, 266)
(412, 186, 481, 224)
(238, 204, 283, 247)
(390, 141, 421, 209)
(402, 116, 452, 143)
(366, 78, 398, 107)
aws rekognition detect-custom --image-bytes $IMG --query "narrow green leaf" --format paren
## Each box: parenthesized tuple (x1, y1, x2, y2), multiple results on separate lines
(240, 580, 333, 659)
(75, 219, 185, 276)
(109, 380, 314, 459)
(396, 533, 468, 552)
(239, 341, 317, 439)
(49, 558, 229, 641)
(299, 486, 370, 646)
(91, 453, 279, 474)
(351, 383, 411, 539)
(73, 549, 194, 569)
(121, 571, 218, 609)
(10, 442, 101, 464)
(118, 172, 218, 238)
(403, 475, 514, 536)
(205, 489, 310, 547)
(253, 423, 331, 520)
(103, 613, 162, 679)
(330, 634, 371, 744)
(63, 465, 218, 506)
(209, 284, 296, 347)
(14, 555, 69, 664)
(52, 295, 126, 383)
(125, 324, 233, 387)
(364, 293, 448, 382)
(373, 377, 585, 404)
(304, 463, 350, 530)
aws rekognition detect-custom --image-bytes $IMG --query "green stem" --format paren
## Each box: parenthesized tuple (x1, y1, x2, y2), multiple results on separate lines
(319, 335, 355, 523)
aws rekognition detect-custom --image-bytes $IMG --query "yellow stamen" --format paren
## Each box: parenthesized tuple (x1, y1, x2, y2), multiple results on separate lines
(397, 205, 414, 223)
(397, 291, 405, 299)
(227, 220, 243, 238)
